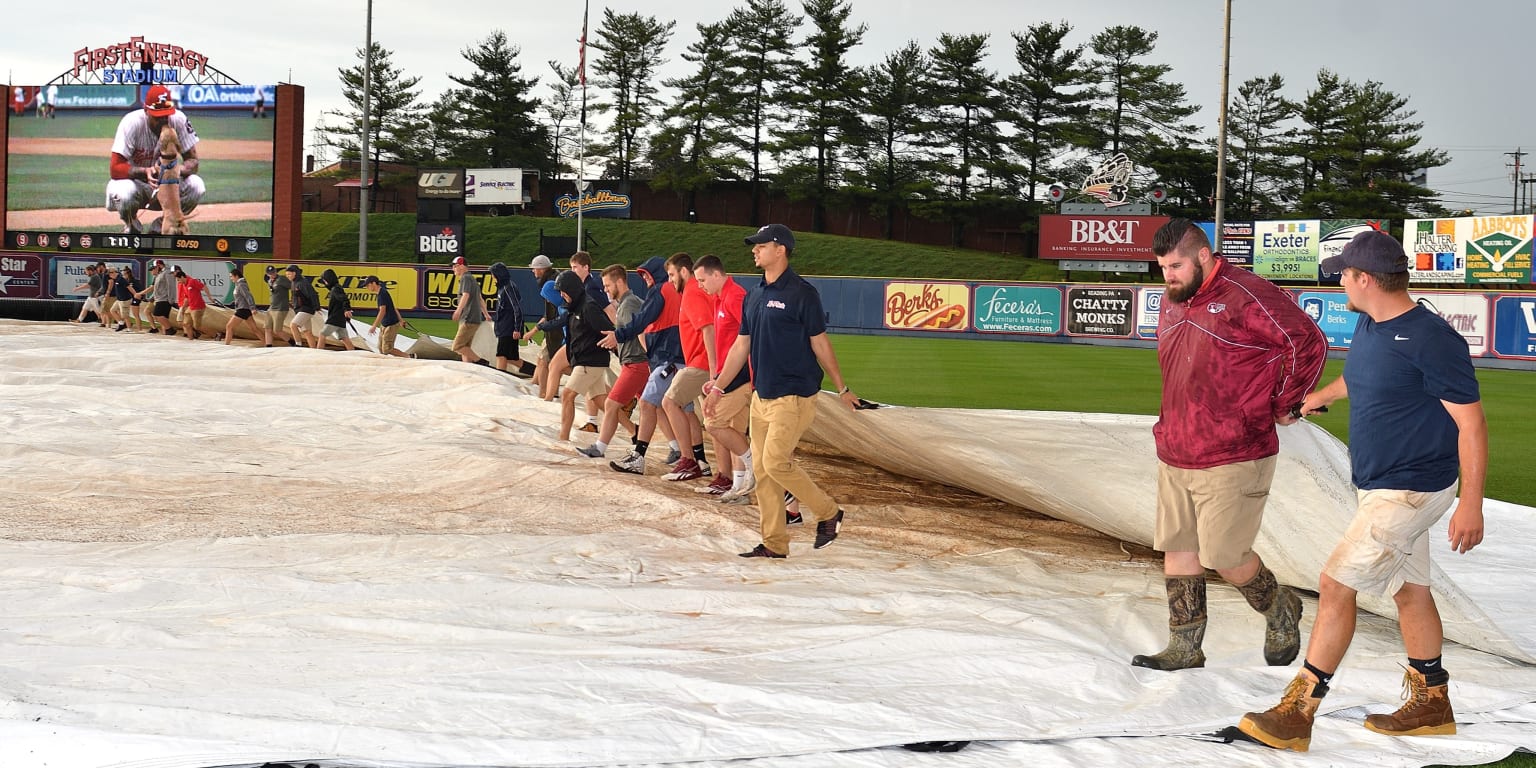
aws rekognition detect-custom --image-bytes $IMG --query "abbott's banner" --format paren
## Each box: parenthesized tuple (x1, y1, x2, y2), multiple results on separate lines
(972, 285, 1061, 334)
(1464, 215, 1533, 285)
(1318, 220, 1386, 284)
(1405, 218, 1465, 283)
(1253, 220, 1319, 279)
(884, 282, 970, 331)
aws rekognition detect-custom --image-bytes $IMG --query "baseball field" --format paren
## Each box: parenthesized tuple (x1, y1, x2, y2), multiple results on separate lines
(5, 109, 274, 235)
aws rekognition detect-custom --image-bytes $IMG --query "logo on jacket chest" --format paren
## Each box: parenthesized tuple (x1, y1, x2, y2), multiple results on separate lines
(1207, 302, 1226, 314)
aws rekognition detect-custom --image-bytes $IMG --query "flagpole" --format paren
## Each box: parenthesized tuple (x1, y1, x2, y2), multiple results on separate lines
(576, 0, 588, 252)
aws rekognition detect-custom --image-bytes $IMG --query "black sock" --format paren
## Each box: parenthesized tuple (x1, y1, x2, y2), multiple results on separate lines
(1303, 660, 1334, 696)
(634, 440, 649, 457)
(1409, 656, 1448, 687)
(692, 444, 707, 463)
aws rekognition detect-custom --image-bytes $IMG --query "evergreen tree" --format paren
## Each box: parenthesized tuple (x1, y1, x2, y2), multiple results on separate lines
(589, 10, 676, 181)
(1001, 21, 1096, 204)
(924, 32, 1006, 245)
(1086, 25, 1199, 155)
(449, 30, 554, 173)
(648, 22, 746, 219)
(400, 89, 472, 165)
(542, 60, 587, 178)
(1296, 69, 1347, 199)
(1227, 74, 1298, 218)
(1300, 78, 1449, 218)
(846, 42, 935, 240)
(1145, 141, 1218, 220)
(773, 0, 867, 233)
(724, 0, 802, 225)
(316, 42, 422, 170)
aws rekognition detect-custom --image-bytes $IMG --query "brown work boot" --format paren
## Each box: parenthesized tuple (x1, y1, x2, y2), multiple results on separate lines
(1131, 575, 1209, 670)
(1364, 667, 1456, 737)
(1238, 670, 1328, 751)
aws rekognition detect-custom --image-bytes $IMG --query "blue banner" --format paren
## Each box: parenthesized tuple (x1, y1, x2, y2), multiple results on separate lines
(172, 84, 274, 108)
(1492, 295, 1536, 360)
(1298, 290, 1360, 349)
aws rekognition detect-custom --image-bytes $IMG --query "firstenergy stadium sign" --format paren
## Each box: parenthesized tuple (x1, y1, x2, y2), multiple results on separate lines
(72, 36, 212, 83)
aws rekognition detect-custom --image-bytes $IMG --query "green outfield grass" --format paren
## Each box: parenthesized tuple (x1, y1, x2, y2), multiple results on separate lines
(6, 110, 276, 141)
(5, 155, 272, 212)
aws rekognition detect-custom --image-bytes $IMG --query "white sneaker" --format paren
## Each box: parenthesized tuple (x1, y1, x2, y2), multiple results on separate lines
(719, 473, 757, 502)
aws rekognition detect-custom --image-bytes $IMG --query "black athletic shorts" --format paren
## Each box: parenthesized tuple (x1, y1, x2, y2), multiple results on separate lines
(496, 336, 519, 358)
(153, 301, 173, 318)
(235, 308, 253, 320)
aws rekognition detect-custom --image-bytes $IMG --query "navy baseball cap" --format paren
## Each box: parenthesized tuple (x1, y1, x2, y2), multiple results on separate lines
(744, 223, 795, 250)
(1320, 229, 1408, 274)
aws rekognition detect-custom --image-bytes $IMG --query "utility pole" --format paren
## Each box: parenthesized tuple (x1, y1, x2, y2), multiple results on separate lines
(359, 0, 373, 262)
(1506, 148, 1526, 215)
(1212, 0, 1233, 247)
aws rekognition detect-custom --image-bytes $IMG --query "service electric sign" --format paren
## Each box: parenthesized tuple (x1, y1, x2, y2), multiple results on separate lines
(1038, 214, 1168, 261)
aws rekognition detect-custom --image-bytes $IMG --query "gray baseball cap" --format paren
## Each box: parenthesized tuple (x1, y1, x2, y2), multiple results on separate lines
(1320, 229, 1408, 274)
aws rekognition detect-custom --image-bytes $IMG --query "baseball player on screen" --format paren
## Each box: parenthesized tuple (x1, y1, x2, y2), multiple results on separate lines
(105, 84, 205, 235)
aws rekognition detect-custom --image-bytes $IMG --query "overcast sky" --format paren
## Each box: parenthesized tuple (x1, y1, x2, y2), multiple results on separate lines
(5, 0, 1528, 214)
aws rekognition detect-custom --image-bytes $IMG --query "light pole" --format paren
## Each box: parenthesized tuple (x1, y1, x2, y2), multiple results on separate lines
(1213, 0, 1233, 252)
(359, 0, 373, 262)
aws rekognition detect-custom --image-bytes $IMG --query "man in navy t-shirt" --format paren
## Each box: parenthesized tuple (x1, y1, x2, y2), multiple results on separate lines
(1240, 229, 1488, 752)
(703, 224, 861, 558)
(365, 276, 408, 358)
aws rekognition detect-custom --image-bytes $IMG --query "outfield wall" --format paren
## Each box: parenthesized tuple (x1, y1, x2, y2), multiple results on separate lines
(4, 254, 1534, 369)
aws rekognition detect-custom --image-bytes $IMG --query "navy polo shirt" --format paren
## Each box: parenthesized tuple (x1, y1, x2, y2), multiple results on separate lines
(740, 266, 827, 399)
(582, 272, 611, 309)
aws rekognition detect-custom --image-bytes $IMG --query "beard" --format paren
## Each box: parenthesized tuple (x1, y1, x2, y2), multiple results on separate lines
(1165, 261, 1205, 304)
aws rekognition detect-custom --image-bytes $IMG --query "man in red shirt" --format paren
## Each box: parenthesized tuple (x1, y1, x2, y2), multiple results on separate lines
(174, 266, 215, 340)
(660, 252, 713, 483)
(1133, 218, 1328, 673)
(695, 255, 755, 500)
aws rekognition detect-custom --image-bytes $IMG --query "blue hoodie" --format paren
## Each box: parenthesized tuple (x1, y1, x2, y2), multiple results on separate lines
(536, 276, 569, 338)
(612, 256, 682, 368)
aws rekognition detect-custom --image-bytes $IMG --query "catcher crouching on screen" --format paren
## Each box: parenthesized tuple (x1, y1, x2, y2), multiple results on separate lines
(105, 84, 205, 235)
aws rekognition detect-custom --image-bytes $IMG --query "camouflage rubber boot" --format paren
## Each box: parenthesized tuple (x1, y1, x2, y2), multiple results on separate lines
(1131, 575, 1207, 671)
(1238, 670, 1328, 752)
(1236, 564, 1303, 666)
(1364, 668, 1456, 737)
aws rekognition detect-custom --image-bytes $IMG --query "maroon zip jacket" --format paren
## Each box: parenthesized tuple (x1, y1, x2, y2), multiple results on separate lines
(1154, 260, 1328, 470)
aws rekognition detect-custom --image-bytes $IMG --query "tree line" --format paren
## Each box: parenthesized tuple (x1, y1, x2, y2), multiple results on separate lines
(315, 0, 1449, 245)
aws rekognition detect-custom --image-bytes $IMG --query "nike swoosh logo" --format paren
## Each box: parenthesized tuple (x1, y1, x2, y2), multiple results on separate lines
(1394, 335, 1410, 341)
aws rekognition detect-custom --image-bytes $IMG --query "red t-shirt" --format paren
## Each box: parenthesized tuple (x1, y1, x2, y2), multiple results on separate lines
(712, 277, 747, 375)
(179, 277, 208, 310)
(645, 278, 680, 334)
(678, 279, 713, 371)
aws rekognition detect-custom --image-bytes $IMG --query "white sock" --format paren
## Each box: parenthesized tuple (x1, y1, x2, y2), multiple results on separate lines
(732, 470, 746, 490)
(741, 448, 752, 464)
(593, 440, 608, 453)
(668, 439, 679, 451)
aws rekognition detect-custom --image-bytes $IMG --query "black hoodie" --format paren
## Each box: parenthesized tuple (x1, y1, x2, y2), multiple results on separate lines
(489, 262, 525, 339)
(320, 268, 351, 328)
(290, 270, 320, 315)
(557, 269, 612, 368)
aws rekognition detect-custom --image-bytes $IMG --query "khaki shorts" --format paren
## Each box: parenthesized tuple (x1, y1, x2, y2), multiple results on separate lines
(291, 311, 314, 332)
(452, 322, 479, 353)
(183, 308, 206, 330)
(1324, 485, 1458, 597)
(377, 324, 399, 355)
(266, 308, 291, 332)
(705, 383, 752, 432)
(667, 365, 710, 405)
(566, 365, 610, 400)
(1154, 456, 1277, 570)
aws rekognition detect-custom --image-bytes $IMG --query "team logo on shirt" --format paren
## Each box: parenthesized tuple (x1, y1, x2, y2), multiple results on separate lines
(767, 300, 786, 310)
(1207, 303, 1226, 314)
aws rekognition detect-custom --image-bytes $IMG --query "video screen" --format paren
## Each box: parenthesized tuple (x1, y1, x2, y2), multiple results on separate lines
(6, 83, 275, 252)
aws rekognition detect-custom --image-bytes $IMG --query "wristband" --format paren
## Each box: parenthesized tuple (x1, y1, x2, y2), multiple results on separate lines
(703, 381, 721, 396)
(838, 385, 851, 395)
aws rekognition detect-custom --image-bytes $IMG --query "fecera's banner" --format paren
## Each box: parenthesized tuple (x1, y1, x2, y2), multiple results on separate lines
(884, 282, 970, 331)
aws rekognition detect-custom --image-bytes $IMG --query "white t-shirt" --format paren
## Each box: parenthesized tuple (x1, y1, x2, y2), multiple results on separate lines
(110, 110, 200, 168)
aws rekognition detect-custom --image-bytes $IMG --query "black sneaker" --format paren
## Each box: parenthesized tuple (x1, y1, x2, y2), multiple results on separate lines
(609, 452, 645, 475)
(738, 544, 785, 559)
(786, 510, 804, 526)
(813, 510, 844, 549)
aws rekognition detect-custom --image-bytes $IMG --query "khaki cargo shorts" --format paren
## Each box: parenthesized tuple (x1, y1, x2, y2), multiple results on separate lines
(1324, 485, 1457, 597)
(566, 364, 610, 400)
(1154, 456, 1277, 570)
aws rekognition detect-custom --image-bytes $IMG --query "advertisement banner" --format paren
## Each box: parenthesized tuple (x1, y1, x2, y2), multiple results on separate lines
(1318, 220, 1386, 284)
(1136, 286, 1164, 339)
(1464, 215, 1533, 285)
(0, 254, 45, 299)
(1037, 214, 1168, 261)
(246, 264, 420, 312)
(422, 269, 497, 314)
(555, 190, 633, 219)
(1413, 292, 1489, 356)
(1197, 221, 1255, 267)
(971, 285, 1061, 335)
(465, 169, 524, 206)
(1491, 295, 1536, 360)
(1065, 286, 1134, 337)
(161, 259, 237, 304)
(1297, 290, 1360, 349)
(1404, 218, 1465, 283)
(1252, 220, 1319, 279)
(175, 84, 274, 109)
(47, 84, 137, 109)
(51, 257, 140, 298)
(883, 282, 970, 331)
(415, 222, 465, 261)
(417, 170, 466, 200)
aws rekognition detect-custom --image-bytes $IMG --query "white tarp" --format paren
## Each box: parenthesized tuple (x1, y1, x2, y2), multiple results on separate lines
(0, 320, 1531, 768)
